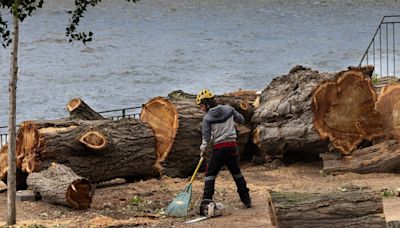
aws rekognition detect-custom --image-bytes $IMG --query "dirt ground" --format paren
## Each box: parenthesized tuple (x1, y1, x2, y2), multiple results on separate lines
(0, 161, 399, 227)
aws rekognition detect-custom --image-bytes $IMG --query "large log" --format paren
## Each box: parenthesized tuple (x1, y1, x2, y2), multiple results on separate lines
(267, 190, 386, 228)
(67, 98, 105, 120)
(312, 66, 384, 155)
(375, 84, 400, 141)
(251, 66, 336, 159)
(320, 140, 400, 174)
(140, 97, 251, 177)
(13, 118, 156, 183)
(27, 163, 95, 209)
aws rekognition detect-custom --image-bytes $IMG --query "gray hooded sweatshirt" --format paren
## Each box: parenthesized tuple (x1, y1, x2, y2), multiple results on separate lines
(200, 104, 245, 151)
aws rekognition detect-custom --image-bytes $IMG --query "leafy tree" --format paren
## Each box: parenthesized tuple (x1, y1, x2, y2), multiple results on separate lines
(0, 0, 136, 225)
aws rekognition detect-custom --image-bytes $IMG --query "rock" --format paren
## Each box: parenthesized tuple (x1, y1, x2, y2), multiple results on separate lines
(16, 190, 41, 202)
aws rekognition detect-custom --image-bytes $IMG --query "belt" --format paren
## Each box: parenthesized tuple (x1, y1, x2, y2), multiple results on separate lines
(214, 141, 237, 149)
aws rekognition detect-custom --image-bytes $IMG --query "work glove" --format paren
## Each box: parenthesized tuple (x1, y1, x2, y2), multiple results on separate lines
(200, 140, 207, 156)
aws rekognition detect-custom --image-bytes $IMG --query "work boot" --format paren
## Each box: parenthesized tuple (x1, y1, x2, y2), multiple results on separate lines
(238, 188, 251, 208)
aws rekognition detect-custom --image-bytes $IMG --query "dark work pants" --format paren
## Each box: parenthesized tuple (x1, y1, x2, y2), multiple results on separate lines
(202, 145, 250, 205)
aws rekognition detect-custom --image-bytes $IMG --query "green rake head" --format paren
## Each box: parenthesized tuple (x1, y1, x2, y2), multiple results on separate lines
(165, 184, 193, 217)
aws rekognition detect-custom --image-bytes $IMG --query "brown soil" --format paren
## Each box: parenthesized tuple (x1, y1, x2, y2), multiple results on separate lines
(0, 161, 399, 227)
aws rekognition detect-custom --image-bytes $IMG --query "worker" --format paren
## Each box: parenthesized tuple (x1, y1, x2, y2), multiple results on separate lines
(196, 89, 251, 209)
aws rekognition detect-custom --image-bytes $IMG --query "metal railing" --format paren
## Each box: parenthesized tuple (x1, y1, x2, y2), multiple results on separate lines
(359, 15, 400, 77)
(0, 106, 142, 146)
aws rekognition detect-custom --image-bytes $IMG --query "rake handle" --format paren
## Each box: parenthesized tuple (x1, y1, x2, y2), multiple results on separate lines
(189, 156, 204, 184)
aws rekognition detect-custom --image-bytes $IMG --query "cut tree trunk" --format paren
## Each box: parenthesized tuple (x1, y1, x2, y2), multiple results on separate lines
(312, 66, 384, 155)
(0, 144, 26, 189)
(140, 97, 251, 177)
(12, 118, 156, 183)
(67, 98, 105, 120)
(251, 65, 336, 159)
(267, 190, 386, 228)
(0, 144, 8, 180)
(320, 140, 400, 174)
(27, 163, 95, 209)
(375, 83, 400, 141)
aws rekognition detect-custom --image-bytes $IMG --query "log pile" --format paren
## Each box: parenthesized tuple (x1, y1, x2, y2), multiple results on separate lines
(267, 189, 387, 228)
(250, 64, 399, 171)
(3, 64, 400, 210)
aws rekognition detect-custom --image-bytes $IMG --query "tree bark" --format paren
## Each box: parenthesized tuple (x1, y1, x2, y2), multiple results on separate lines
(27, 163, 95, 209)
(267, 190, 386, 228)
(375, 84, 400, 141)
(13, 118, 156, 183)
(141, 97, 252, 177)
(320, 140, 400, 174)
(67, 98, 105, 120)
(312, 66, 384, 155)
(7, 2, 20, 224)
(251, 66, 336, 160)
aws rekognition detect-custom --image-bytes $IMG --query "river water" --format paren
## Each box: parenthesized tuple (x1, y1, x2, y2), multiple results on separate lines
(0, 0, 399, 126)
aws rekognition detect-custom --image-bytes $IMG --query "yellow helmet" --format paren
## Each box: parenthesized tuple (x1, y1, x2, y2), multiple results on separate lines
(196, 89, 215, 105)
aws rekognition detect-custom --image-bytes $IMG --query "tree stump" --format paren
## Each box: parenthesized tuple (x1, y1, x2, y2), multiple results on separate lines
(320, 140, 400, 174)
(67, 98, 105, 120)
(312, 66, 384, 155)
(27, 163, 95, 209)
(251, 65, 336, 159)
(267, 190, 386, 228)
(12, 118, 156, 183)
